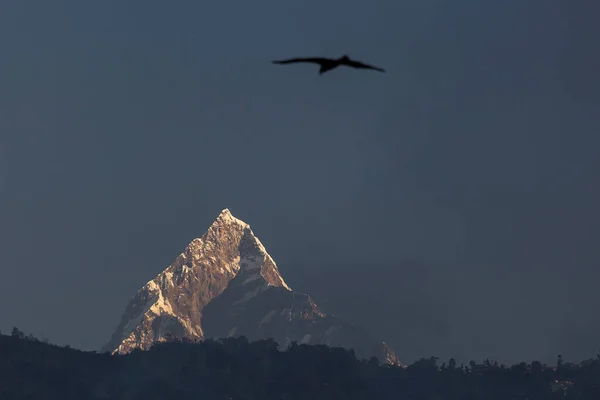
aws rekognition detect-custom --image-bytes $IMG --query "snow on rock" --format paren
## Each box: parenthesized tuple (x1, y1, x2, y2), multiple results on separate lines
(101, 208, 402, 366)
(232, 284, 266, 305)
(299, 334, 312, 344)
(102, 208, 291, 354)
(227, 326, 238, 337)
(259, 310, 277, 327)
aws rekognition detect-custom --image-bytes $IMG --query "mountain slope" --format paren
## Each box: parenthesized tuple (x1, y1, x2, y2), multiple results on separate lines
(102, 209, 400, 365)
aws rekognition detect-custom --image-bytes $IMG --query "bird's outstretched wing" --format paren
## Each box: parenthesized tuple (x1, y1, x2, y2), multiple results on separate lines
(344, 59, 385, 72)
(272, 57, 330, 65)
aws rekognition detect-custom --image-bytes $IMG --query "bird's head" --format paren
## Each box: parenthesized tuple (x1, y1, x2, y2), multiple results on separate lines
(340, 54, 349, 61)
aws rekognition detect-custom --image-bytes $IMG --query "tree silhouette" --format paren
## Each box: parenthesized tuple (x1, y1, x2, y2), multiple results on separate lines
(1, 331, 600, 399)
(10, 326, 25, 339)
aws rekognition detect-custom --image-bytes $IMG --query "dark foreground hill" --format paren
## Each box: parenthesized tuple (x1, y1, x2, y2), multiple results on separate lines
(1, 329, 600, 399)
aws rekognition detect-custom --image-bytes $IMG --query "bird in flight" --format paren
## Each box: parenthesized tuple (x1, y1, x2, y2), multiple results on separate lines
(272, 54, 385, 75)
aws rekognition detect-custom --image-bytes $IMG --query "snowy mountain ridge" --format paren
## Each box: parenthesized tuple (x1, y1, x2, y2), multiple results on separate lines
(102, 209, 401, 365)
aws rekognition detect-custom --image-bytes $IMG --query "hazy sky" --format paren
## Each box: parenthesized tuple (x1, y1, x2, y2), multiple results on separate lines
(1, 1, 599, 365)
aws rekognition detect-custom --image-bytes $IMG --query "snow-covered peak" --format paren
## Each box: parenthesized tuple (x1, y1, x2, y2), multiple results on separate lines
(102, 208, 401, 366)
(203, 209, 290, 290)
(215, 208, 248, 228)
(102, 208, 291, 354)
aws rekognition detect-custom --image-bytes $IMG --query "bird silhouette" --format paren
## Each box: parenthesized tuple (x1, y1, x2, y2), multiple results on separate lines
(272, 54, 385, 74)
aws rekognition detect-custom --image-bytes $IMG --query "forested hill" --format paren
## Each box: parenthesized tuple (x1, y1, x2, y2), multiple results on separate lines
(1, 328, 599, 399)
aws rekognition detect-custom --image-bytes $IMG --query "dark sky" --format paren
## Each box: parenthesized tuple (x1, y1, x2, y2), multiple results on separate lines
(1, 1, 599, 365)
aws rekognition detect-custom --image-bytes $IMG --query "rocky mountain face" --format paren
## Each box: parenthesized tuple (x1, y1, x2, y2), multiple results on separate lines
(102, 209, 401, 365)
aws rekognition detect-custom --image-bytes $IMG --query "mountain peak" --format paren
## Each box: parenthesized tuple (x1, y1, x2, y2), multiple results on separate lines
(102, 208, 290, 354)
(215, 208, 246, 227)
(203, 209, 289, 289)
(102, 208, 401, 366)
